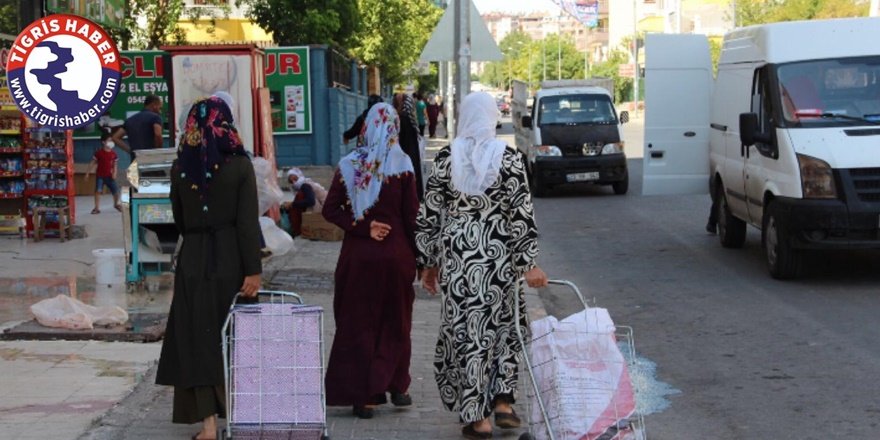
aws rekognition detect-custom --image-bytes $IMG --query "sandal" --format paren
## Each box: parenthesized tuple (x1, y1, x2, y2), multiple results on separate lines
(91, 208, 100, 214)
(462, 423, 493, 439)
(352, 405, 374, 419)
(114, 204, 122, 212)
(494, 409, 521, 429)
(390, 392, 412, 407)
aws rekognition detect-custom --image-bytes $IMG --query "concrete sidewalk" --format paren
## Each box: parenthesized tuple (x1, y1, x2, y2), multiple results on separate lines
(0, 133, 551, 440)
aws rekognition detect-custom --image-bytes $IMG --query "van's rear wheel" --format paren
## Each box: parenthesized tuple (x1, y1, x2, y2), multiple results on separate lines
(763, 201, 802, 279)
(717, 190, 746, 248)
(612, 171, 629, 195)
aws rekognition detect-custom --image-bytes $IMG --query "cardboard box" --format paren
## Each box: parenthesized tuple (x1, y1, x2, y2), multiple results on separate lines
(300, 211, 344, 241)
(73, 163, 95, 196)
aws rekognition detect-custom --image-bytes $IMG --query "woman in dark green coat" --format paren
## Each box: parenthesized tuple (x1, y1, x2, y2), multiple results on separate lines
(156, 96, 262, 440)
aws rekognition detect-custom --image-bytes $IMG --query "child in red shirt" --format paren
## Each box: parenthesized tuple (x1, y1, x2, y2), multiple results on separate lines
(85, 133, 120, 214)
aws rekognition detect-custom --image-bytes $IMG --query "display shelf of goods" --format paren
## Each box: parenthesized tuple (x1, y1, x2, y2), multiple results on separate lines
(0, 113, 25, 230)
(22, 126, 75, 238)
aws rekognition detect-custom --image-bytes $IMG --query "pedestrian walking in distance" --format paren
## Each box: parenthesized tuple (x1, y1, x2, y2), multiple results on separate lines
(321, 103, 420, 419)
(155, 96, 262, 440)
(416, 91, 549, 439)
(110, 94, 164, 160)
(393, 92, 425, 201)
(84, 132, 121, 214)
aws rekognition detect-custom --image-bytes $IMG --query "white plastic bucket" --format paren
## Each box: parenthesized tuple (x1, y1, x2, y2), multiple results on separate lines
(93, 248, 126, 285)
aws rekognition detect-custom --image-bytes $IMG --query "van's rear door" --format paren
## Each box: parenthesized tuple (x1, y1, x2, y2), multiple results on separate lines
(642, 34, 712, 195)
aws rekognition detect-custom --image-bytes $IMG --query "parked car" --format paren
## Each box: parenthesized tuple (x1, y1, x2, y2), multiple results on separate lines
(497, 99, 511, 115)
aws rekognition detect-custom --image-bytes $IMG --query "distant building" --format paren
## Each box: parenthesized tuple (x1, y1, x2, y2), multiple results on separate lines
(480, 4, 611, 66)
(177, 0, 273, 45)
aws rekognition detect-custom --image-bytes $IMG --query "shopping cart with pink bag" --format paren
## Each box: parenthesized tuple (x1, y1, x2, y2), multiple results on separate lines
(219, 290, 328, 440)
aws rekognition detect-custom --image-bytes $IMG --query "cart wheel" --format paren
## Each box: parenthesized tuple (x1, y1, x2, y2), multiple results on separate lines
(518, 434, 535, 440)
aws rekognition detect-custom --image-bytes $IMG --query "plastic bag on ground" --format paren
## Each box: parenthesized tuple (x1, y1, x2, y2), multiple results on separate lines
(260, 216, 295, 257)
(253, 157, 284, 215)
(30, 294, 129, 330)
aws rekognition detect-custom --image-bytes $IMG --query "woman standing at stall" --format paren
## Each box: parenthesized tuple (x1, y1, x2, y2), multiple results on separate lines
(322, 103, 420, 419)
(416, 91, 548, 439)
(156, 96, 262, 440)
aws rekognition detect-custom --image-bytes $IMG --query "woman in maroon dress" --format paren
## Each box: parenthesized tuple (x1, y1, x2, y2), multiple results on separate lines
(322, 103, 420, 419)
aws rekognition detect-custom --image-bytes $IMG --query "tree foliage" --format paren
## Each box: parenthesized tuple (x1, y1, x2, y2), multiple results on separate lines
(351, 0, 442, 85)
(480, 32, 600, 95)
(108, 0, 228, 50)
(0, 0, 16, 36)
(240, 0, 360, 47)
(734, 0, 870, 27)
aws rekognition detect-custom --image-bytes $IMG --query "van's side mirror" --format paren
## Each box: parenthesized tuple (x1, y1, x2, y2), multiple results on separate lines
(619, 111, 629, 124)
(739, 113, 766, 145)
(521, 115, 532, 127)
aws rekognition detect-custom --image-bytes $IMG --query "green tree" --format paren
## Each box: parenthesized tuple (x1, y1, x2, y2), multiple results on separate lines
(351, 0, 442, 85)
(589, 48, 631, 104)
(0, 0, 16, 36)
(240, 0, 360, 46)
(734, 0, 869, 27)
(108, 0, 229, 50)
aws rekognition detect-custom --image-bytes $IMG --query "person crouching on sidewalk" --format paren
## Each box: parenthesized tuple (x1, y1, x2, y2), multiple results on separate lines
(282, 167, 327, 237)
(85, 132, 121, 214)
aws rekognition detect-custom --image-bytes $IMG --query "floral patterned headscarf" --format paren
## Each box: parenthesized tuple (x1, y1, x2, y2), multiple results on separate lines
(177, 96, 247, 211)
(338, 103, 414, 222)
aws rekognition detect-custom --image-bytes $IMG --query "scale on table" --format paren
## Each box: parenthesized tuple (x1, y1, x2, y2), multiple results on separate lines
(121, 148, 179, 288)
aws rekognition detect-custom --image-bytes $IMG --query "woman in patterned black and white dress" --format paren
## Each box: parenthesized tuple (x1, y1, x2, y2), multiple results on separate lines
(416, 91, 549, 439)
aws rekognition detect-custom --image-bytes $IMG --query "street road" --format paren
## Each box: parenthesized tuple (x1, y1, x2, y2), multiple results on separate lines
(495, 115, 880, 440)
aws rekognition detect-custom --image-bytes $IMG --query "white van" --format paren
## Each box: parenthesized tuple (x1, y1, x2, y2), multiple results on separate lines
(513, 79, 630, 197)
(644, 18, 880, 279)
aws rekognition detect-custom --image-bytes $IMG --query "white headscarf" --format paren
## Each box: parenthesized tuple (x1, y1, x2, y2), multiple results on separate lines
(287, 167, 309, 190)
(451, 92, 506, 195)
(338, 103, 414, 221)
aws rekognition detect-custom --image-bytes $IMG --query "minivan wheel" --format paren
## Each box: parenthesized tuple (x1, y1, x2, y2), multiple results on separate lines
(612, 170, 629, 195)
(717, 191, 746, 248)
(763, 202, 802, 279)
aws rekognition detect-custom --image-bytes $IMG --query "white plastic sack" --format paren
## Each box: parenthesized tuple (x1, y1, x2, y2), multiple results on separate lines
(253, 157, 284, 215)
(260, 216, 295, 257)
(30, 294, 129, 330)
(308, 181, 328, 213)
(528, 308, 636, 440)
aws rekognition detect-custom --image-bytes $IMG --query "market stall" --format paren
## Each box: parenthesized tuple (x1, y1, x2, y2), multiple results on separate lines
(123, 44, 277, 288)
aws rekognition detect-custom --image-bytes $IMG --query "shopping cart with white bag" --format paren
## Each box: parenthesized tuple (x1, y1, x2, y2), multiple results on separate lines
(515, 280, 645, 440)
(219, 290, 328, 440)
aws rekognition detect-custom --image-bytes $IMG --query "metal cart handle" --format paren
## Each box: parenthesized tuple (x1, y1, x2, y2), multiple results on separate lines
(226, 289, 303, 313)
(547, 279, 588, 310)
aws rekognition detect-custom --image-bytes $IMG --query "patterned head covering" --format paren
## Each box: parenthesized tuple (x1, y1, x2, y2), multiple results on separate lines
(177, 96, 247, 211)
(451, 92, 506, 195)
(338, 103, 414, 222)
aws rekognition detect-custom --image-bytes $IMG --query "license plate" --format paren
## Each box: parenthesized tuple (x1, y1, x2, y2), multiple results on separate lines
(566, 172, 599, 182)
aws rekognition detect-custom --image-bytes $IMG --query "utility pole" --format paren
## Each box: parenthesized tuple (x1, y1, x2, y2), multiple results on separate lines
(452, 0, 472, 138)
(632, 0, 640, 116)
(557, 13, 562, 80)
(542, 38, 546, 82)
(584, 27, 588, 79)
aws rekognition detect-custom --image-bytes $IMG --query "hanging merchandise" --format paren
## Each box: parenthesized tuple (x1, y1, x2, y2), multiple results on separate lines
(22, 122, 76, 238)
